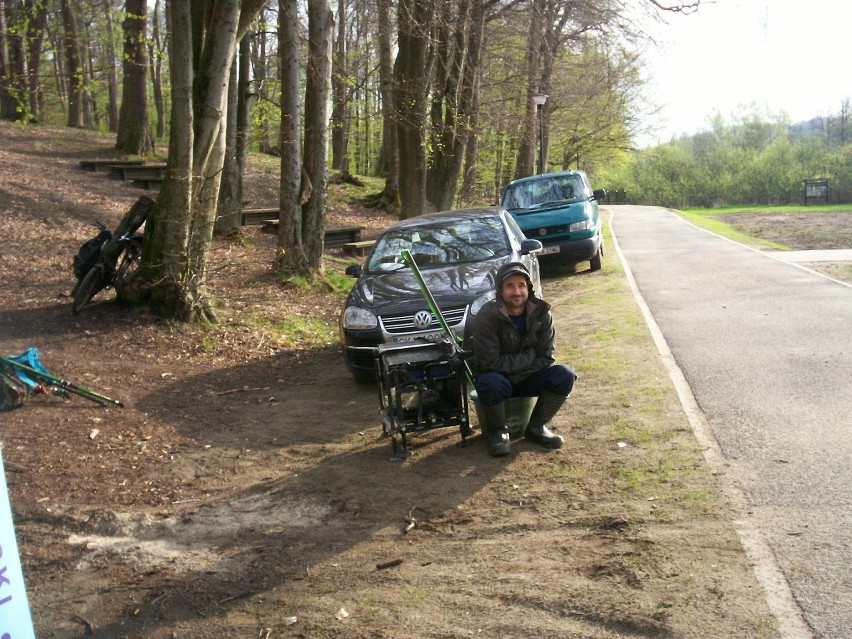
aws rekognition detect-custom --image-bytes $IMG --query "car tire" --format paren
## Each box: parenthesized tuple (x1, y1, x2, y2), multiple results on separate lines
(590, 247, 602, 271)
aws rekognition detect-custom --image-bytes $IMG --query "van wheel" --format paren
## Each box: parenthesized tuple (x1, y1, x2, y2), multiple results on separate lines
(590, 246, 602, 271)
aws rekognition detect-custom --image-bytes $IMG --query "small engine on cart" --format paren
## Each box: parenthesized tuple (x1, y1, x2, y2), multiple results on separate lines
(374, 339, 472, 459)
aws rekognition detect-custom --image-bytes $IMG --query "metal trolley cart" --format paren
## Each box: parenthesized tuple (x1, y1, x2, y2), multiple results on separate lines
(374, 339, 472, 458)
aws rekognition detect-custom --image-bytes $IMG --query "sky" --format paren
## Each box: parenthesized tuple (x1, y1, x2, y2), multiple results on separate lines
(639, 0, 852, 146)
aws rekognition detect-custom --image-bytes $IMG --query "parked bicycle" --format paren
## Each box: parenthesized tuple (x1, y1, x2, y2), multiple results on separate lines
(71, 221, 144, 315)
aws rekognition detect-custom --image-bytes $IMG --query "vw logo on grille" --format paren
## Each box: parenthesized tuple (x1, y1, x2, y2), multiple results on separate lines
(413, 310, 433, 329)
(538, 228, 548, 236)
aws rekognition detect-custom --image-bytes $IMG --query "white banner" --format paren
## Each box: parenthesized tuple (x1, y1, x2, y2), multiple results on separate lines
(0, 447, 36, 638)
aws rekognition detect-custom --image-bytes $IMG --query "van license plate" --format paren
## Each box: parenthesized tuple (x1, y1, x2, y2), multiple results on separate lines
(539, 246, 560, 255)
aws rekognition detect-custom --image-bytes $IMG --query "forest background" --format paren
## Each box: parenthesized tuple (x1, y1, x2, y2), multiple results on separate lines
(2, 0, 852, 317)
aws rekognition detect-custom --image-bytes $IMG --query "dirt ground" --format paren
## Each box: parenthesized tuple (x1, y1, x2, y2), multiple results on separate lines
(718, 211, 852, 252)
(0, 122, 822, 638)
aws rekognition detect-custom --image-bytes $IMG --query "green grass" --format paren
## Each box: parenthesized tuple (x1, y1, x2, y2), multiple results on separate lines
(681, 203, 852, 215)
(540, 215, 715, 512)
(245, 314, 339, 349)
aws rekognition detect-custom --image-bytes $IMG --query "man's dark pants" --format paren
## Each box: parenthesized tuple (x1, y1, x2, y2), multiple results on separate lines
(475, 365, 575, 407)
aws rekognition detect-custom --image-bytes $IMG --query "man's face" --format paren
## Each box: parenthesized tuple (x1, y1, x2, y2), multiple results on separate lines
(500, 274, 529, 314)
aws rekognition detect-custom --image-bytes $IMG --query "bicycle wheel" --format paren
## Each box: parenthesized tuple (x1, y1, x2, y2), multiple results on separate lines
(72, 263, 106, 315)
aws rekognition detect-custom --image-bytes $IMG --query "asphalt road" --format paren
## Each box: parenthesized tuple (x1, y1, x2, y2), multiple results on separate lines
(609, 206, 851, 639)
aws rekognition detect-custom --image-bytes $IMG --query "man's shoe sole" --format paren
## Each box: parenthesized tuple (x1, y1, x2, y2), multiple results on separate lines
(525, 434, 563, 449)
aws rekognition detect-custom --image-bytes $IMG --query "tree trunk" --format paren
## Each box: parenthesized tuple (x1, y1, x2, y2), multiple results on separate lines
(514, 0, 544, 179)
(425, 0, 485, 212)
(376, 0, 399, 210)
(24, 0, 47, 122)
(394, 0, 434, 218)
(275, 0, 308, 271)
(217, 54, 241, 234)
(459, 48, 482, 205)
(136, 0, 267, 322)
(115, 0, 154, 154)
(60, 0, 84, 127)
(149, 0, 166, 139)
(330, 0, 348, 174)
(251, 8, 274, 154)
(302, 0, 334, 268)
(104, 0, 120, 132)
(215, 34, 251, 234)
(0, 0, 13, 119)
(79, 17, 95, 129)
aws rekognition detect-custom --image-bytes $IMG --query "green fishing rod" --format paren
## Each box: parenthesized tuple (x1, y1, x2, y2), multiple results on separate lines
(0, 356, 124, 408)
(400, 249, 475, 387)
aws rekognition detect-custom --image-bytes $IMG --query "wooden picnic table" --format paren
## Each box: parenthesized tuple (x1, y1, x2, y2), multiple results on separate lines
(79, 159, 145, 172)
(110, 164, 168, 180)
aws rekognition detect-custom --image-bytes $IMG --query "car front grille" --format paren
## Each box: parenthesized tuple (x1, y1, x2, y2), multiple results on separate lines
(380, 305, 467, 334)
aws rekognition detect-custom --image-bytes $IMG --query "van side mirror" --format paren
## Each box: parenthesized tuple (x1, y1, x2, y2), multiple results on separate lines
(592, 189, 607, 201)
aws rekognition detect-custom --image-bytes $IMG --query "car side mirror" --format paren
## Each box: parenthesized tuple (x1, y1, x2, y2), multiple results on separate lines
(345, 263, 362, 278)
(592, 188, 607, 201)
(521, 238, 543, 254)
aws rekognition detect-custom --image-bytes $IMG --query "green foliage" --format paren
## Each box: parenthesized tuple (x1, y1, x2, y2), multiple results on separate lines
(619, 107, 852, 208)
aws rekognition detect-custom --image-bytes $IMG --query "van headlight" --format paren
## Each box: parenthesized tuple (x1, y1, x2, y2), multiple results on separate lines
(569, 219, 594, 232)
(343, 306, 378, 330)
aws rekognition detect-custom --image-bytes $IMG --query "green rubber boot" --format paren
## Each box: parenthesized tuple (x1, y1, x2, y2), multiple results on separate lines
(524, 391, 567, 450)
(481, 401, 511, 457)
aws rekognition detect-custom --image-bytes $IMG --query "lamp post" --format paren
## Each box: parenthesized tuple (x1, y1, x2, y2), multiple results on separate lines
(532, 94, 548, 174)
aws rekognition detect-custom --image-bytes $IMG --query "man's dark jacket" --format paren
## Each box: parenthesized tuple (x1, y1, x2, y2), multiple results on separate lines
(471, 288, 556, 385)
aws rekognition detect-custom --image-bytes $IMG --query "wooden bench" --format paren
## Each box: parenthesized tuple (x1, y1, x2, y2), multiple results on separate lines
(325, 226, 364, 247)
(343, 239, 376, 256)
(79, 159, 145, 172)
(241, 208, 279, 226)
(132, 177, 163, 190)
(110, 164, 168, 180)
(240, 209, 364, 246)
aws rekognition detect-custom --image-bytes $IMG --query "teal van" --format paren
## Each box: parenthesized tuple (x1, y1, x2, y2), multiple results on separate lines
(501, 170, 606, 271)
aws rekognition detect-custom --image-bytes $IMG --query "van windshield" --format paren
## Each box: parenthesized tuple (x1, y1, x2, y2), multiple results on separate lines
(502, 174, 585, 210)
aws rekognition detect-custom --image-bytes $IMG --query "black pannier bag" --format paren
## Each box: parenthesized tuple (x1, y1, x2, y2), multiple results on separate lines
(73, 225, 112, 281)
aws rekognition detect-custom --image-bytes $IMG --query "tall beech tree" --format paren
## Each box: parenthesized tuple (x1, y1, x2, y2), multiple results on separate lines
(130, 0, 267, 322)
(115, 0, 154, 153)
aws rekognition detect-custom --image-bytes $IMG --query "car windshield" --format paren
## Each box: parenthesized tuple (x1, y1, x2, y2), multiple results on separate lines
(367, 215, 512, 271)
(502, 174, 585, 210)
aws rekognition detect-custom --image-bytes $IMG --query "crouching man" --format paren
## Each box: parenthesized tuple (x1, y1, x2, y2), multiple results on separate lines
(472, 262, 576, 457)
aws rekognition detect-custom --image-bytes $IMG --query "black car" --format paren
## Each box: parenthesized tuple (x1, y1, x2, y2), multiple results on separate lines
(339, 208, 543, 383)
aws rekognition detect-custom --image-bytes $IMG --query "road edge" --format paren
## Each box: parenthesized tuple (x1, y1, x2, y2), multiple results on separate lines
(607, 210, 814, 639)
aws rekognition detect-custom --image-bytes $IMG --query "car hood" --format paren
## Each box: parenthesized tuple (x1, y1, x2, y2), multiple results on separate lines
(348, 259, 502, 314)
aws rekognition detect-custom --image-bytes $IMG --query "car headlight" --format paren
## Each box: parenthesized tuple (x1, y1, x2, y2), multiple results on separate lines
(569, 219, 594, 232)
(343, 306, 378, 330)
(469, 291, 493, 317)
